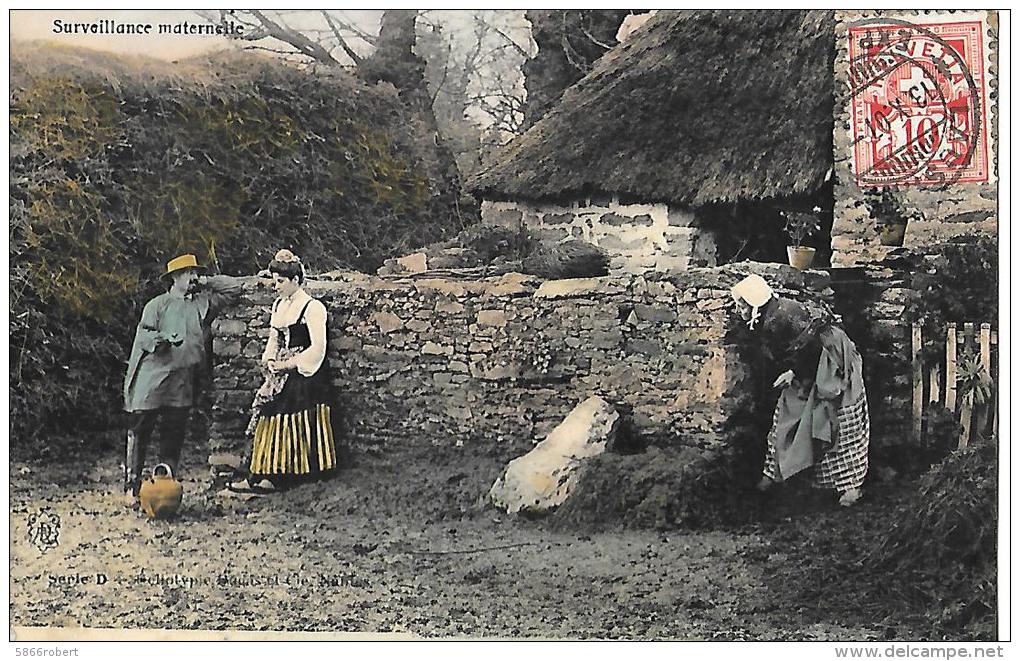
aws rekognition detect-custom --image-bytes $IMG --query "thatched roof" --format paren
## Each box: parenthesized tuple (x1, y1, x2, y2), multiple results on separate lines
(469, 10, 835, 206)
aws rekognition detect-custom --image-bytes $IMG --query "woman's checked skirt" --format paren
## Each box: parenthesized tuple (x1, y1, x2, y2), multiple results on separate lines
(763, 391, 870, 492)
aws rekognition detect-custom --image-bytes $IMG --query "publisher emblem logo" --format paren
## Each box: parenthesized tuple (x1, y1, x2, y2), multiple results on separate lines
(27, 509, 61, 553)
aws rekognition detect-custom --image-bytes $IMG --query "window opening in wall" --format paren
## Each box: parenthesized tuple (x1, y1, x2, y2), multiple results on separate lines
(705, 179, 835, 268)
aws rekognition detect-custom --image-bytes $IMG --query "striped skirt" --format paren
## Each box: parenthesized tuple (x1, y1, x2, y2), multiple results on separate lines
(249, 403, 338, 477)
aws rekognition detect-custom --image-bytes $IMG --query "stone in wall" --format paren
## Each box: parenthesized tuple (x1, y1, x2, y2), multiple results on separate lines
(481, 203, 524, 230)
(829, 265, 919, 446)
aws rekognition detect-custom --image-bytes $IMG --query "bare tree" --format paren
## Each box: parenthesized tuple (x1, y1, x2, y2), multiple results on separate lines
(201, 9, 376, 68)
(418, 10, 533, 156)
(522, 10, 632, 128)
(203, 10, 534, 174)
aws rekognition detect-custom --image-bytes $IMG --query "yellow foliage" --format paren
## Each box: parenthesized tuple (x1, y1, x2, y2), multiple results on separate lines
(181, 97, 303, 155)
(130, 174, 244, 269)
(24, 178, 137, 320)
(10, 77, 121, 159)
(345, 122, 430, 213)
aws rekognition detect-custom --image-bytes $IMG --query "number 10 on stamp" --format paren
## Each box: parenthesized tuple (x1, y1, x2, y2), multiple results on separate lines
(848, 16, 991, 188)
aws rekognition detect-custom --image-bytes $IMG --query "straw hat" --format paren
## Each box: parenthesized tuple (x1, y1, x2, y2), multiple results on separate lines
(160, 254, 206, 281)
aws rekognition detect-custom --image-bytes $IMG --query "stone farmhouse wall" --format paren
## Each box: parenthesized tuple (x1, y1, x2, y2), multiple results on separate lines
(480, 198, 718, 275)
(830, 266, 919, 443)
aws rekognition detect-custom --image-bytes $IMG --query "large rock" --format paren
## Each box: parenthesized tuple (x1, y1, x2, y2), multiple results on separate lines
(397, 252, 428, 274)
(489, 396, 619, 514)
(616, 11, 657, 42)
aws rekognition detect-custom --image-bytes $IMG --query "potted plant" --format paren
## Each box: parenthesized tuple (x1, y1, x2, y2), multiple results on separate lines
(781, 206, 822, 270)
(863, 189, 918, 247)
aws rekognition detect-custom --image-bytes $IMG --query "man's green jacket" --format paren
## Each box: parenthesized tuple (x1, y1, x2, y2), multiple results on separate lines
(123, 276, 242, 412)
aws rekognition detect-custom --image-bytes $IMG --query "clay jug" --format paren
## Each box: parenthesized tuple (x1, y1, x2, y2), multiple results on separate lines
(139, 463, 184, 519)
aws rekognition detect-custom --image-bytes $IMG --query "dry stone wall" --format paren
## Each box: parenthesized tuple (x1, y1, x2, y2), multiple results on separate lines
(209, 263, 831, 460)
(480, 198, 717, 275)
(829, 265, 919, 444)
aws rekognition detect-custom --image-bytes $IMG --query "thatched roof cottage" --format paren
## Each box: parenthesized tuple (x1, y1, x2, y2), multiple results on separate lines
(469, 10, 837, 273)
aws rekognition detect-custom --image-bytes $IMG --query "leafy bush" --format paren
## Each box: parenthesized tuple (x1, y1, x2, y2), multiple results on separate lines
(906, 236, 998, 363)
(861, 187, 925, 240)
(779, 207, 822, 247)
(440, 223, 536, 264)
(9, 43, 465, 447)
(923, 404, 964, 459)
(456, 224, 536, 264)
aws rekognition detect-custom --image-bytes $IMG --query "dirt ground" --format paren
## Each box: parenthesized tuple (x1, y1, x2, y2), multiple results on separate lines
(10, 441, 939, 640)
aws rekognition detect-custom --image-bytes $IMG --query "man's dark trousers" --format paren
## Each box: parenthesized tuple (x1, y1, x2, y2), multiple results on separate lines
(125, 407, 189, 494)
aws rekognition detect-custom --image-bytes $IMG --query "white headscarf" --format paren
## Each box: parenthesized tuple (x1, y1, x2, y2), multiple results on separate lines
(730, 274, 776, 330)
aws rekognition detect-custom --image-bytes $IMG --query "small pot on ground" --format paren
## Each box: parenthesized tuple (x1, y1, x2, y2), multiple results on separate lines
(138, 463, 183, 519)
(786, 246, 816, 270)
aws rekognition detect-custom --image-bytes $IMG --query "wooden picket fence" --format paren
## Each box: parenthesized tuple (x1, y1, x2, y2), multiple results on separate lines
(911, 322, 998, 448)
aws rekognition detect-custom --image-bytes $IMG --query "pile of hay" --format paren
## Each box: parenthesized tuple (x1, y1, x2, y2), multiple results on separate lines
(867, 442, 997, 638)
(550, 447, 750, 531)
(519, 240, 609, 280)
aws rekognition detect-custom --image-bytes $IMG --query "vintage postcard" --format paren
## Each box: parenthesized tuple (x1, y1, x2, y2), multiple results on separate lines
(7, 7, 1009, 652)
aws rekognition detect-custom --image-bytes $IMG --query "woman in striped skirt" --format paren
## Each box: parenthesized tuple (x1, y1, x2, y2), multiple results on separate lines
(730, 274, 870, 507)
(229, 249, 338, 493)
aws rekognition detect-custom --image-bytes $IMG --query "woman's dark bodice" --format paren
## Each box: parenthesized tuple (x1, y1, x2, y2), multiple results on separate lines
(757, 297, 836, 380)
(287, 317, 311, 350)
(273, 300, 313, 351)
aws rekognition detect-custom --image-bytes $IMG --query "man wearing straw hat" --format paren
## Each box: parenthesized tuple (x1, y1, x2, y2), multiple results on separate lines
(122, 254, 243, 503)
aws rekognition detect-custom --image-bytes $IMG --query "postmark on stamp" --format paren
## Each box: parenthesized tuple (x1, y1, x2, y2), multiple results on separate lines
(847, 15, 991, 188)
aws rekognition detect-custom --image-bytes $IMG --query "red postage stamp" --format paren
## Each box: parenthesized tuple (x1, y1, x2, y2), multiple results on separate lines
(847, 16, 991, 188)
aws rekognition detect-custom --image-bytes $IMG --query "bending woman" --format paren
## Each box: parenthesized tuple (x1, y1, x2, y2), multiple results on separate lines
(230, 249, 338, 493)
(730, 274, 869, 507)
